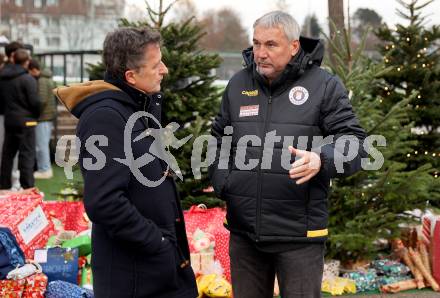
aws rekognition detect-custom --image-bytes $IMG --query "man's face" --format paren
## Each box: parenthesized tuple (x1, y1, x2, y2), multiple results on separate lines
(253, 25, 300, 82)
(125, 43, 168, 94)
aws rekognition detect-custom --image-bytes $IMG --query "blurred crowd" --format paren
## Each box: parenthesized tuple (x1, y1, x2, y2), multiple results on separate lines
(0, 41, 57, 191)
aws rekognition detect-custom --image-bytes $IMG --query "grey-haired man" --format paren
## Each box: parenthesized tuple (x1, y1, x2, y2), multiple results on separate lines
(209, 11, 367, 298)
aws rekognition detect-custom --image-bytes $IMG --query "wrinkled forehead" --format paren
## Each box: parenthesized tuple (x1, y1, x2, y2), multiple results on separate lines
(253, 24, 289, 42)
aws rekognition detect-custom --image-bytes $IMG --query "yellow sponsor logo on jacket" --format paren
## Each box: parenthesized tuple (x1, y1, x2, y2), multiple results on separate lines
(241, 90, 259, 97)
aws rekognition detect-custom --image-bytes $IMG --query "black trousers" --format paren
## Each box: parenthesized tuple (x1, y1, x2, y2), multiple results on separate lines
(229, 233, 324, 298)
(0, 126, 36, 189)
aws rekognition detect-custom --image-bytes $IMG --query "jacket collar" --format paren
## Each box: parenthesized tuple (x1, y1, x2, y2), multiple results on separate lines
(104, 72, 157, 110)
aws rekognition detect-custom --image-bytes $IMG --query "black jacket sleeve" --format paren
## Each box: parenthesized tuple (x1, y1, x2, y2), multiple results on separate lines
(78, 106, 164, 254)
(208, 84, 232, 199)
(23, 75, 41, 119)
(317, 76, 368, 178)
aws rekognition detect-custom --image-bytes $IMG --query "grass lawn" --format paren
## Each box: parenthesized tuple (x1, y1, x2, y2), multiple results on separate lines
(35, 164, 83, 201)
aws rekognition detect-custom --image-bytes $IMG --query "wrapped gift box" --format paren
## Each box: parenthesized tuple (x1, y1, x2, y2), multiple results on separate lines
(0, 291, 24, 298)
(0, 278, 26, 291)
(423, 214, 440, 285)
(24, 272, 48, 289)
(0, 272, 48, 298)
(0, 194, 54, 259)
(43, 201, 89, 233)
(22, 291, 46, 298)
(22, 273, 48, 298)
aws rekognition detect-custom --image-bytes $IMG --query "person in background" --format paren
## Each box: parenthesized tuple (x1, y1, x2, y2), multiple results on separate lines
(0, 41, 24, 178)
(28, 59, 56, 179)
(0, 49, 40, 190)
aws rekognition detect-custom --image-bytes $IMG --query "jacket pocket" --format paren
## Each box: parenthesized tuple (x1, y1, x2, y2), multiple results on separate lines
(211, 168, 232, 199)
(134, 238, 178, 297)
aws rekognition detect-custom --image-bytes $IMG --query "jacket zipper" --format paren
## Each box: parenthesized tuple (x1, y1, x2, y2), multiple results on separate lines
(255, 94, 273, 242)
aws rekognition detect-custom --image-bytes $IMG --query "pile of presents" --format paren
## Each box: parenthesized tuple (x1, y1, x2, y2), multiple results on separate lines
(2, 188, 440, 298)
(0, 191, 233, 298)
(0, 189, 93, 297)
(321, 214, 440, 296)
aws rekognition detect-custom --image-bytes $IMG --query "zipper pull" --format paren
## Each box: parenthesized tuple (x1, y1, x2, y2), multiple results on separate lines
(268, 96, 272, 104)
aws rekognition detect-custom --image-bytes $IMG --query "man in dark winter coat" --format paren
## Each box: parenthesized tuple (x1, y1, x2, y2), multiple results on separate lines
(54, 27, 197, 298)
(0, 49, 40, 189)
(209, 11, 368, 298)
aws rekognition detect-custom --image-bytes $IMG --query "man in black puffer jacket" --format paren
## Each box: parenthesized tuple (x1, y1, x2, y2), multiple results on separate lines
(209, 11, 367, 298)
(0, 49, 40, 189)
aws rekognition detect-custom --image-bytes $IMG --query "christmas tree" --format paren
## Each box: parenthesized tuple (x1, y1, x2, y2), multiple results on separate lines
(324, 24, 440, 263)
(87, 0, 224, 208)
(375, 0, 440, 174)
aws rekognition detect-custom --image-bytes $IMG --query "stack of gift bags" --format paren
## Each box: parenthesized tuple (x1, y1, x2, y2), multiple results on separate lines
(184, 205, 232, 298)
(0, 188, 94, 297)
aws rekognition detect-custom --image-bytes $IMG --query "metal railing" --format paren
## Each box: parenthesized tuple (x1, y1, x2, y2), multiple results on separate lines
(34, 50, 101, 86)
(33, 50, 244, 85)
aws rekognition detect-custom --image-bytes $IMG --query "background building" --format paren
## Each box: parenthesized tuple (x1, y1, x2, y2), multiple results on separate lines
(0, 0, 124, 52)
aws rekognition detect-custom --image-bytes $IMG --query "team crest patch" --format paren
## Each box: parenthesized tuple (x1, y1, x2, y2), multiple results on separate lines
(289, 86, 309, 105)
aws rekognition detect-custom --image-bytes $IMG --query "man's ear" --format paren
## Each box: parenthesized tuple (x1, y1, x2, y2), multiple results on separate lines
(291, 40, 300, 56)
(125, 70, 137, 85)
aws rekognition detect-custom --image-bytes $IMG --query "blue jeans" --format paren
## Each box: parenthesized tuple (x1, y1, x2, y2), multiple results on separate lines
(35, 121, 53, 172)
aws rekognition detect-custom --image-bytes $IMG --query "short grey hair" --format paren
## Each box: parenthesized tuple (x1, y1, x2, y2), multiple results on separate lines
(253, 11, 300, 41)
(103, 27, 161, 79)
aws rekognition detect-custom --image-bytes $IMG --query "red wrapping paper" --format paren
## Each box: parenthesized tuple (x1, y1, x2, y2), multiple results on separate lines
(0, 292, 24, 298)
(24, 272, 48, 289)
(422, 214, 440, 285)
(0, 272, 47, 297)
(22, 273, 48, 298)
(0, 194, 54, 259)
(22, 291, 46, 298)
(0, 278, 26, 291)
(184, 206, 230, 281)
(432, 218, 440, 285)
(43, 201, 89, 233)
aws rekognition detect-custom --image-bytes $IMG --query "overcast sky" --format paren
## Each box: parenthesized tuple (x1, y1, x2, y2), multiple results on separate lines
(126, 0, 440, 35)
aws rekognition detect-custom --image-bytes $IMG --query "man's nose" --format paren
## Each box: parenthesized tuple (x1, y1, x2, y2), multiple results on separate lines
(160, 62, 169, 75)
(255, 48, 268, 60)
